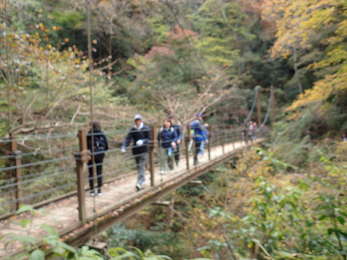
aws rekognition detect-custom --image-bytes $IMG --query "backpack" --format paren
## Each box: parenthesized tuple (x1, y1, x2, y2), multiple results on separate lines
(93, 135, 107, 152)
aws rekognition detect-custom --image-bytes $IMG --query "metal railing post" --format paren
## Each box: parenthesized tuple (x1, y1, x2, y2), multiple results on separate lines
(75, 129, 89, 223)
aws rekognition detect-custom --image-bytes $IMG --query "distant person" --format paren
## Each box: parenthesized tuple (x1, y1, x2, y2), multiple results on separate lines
(168, 116, 182, 167)
(158, 119, 177, 174)
(342, 132, 347, 142)
(242, 126, 248, 144)
(121, 114, 151, 191)
(251, 121, 257, 140)
(247, 121, 256, 142)
(87, 121, 109, 196)
(190, 113, 208, 165)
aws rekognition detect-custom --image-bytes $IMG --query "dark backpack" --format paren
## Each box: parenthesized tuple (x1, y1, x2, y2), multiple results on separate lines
(93, 135, 107, 152)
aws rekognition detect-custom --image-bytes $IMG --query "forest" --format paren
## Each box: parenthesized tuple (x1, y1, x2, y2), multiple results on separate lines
(0, 0, 346, 259)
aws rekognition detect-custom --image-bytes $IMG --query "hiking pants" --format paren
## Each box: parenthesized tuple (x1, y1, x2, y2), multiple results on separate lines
(193, 141, 205, 165)
(88, 153, 105, 192)
(160, 147, 174, 173)
(174, 144, 180, 166)
(134, 153, 148, 186)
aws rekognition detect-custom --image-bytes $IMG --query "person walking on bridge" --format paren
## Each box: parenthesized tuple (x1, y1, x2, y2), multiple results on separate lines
(121, 114, 152, 191)
(87, 121, 109, 196)
(190, 113, 208, 165)
(158, 119, 177, 175)
(168, 116, 182, 167)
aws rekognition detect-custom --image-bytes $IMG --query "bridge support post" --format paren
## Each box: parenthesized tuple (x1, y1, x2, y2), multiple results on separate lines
(185, 124, 190, 170)
(9, 134, 22, 211)
(75, 129, 90, 223)
(149, 126, 156, 187)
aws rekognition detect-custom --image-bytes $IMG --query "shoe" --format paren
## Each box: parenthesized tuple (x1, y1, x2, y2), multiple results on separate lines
(136, 184, 142, 192)
(90, 191, 97, 197)
(97, 191, 102, 196)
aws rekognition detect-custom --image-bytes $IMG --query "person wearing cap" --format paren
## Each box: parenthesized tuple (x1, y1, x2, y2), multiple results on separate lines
(121, 114, 152, 191)
(190, 113, 208, 165)
(168, 116, 182, 167)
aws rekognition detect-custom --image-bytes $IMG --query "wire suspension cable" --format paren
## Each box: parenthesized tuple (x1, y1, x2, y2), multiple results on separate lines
(244, 86, 260, 125)
(86, 0, 98, 242)
(261, 86, 274, 127)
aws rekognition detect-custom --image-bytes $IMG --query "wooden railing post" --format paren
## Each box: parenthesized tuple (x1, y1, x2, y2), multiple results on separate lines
(149, 126, 156, 187)
(185, 124, 190, 170)
(9, 133, 22, 211)
(75, 129, 89, 223)
(207, 126, 211, 161)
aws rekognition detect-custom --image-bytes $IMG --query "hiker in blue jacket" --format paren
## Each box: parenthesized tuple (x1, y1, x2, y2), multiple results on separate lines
(190, 113, 208, 165)
(87, 121, 109, 196)
(158, 119, 177, 174)
(168, 116, 182, 167)
(121, 114, 152, 191)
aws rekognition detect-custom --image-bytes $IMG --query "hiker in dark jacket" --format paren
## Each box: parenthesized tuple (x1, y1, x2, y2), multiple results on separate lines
(121, 114, 151, 191)
(87, 121, 109, 196)
(169, 116, 182, 167)
(158, 119, 177, 173)
(190, 113, 208, 165)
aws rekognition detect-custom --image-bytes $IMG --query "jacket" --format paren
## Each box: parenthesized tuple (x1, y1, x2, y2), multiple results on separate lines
(190, 120, 208, 142)
(122, 124, 151, 155)
(158, 127, 177, 149)
(87, 130, 109, 156)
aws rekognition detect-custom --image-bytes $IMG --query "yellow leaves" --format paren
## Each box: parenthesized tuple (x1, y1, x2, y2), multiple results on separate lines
(288, 68, 347, 110)
(270, 0, 343, 58)
(52, 26, 61, 31)
(288, 80, 330, 110)
(271, 0, 347, 118)
(36, 23, 46, 31)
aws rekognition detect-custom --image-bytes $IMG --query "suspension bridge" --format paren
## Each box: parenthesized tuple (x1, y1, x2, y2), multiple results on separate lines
(0, 125, 265, 258)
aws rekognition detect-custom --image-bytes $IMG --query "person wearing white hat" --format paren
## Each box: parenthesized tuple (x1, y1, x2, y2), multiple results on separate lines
(121, 114, 151, 191)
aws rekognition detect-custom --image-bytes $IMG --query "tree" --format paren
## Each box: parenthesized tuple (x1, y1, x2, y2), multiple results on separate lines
(267, 0, 347, 133)
(127, 25, 231, 124)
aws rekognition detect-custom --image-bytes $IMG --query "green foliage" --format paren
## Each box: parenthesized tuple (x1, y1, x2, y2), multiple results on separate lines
(192, 0, 250, 67)
(2, 209, 172, 259)
(270, 117, 317, 167)
(108, 247, 171, 260)
(147, 16, 171, 44)
(108, 224, 175, 253)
